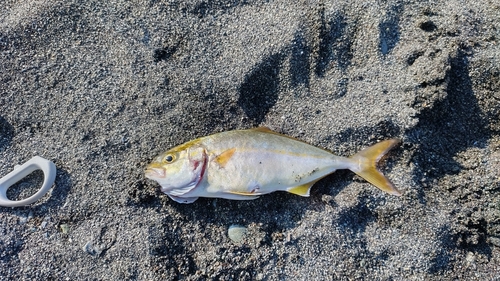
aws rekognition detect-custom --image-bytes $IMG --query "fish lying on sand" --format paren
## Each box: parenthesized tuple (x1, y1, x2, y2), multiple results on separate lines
(145, 127, 401, 203)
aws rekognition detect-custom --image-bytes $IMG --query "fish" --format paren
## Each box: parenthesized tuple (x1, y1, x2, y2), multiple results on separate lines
(145, 127, 401, 204)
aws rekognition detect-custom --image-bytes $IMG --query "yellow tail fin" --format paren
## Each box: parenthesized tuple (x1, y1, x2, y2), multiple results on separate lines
(348, 139, 401, 196)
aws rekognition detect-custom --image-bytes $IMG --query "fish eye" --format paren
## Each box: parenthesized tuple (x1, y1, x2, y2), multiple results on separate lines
(164, 154, 175, 163)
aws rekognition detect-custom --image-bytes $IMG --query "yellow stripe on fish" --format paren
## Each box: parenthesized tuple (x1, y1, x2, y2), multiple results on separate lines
(145, 127, 401, 204)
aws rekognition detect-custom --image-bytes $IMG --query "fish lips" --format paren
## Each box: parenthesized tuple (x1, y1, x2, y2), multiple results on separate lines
(145, 167, 166, 179)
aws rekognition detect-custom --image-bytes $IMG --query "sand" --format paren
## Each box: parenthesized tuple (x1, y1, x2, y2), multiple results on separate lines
(1, 0, 499, 280)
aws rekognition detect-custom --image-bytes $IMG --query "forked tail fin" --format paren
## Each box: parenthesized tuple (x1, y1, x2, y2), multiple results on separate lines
(348, 139, 402, 196)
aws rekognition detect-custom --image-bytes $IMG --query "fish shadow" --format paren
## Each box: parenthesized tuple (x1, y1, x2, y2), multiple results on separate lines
(168, 192, 316, 233)
(137, 165, 390, 249)
(138, 189, 318, 277)
(335, 193, 391, 266)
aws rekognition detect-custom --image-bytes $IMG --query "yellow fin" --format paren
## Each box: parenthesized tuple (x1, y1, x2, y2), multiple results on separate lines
(348, 139, 402, 196)
(247, 127, 329, 151)
(286, 181, 316, 197)
(250, 127, 274, 133)
(215, 148, 236, 168)
(226, 190, 262, 196)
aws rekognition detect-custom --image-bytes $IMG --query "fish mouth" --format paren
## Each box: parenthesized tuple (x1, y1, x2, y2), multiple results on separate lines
(145, 167, 166, 179)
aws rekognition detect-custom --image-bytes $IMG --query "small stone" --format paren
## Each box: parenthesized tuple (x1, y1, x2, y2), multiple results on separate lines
(228, 225, 247, 243)
(19, 216, 28, 224)
(465, 252, 475, 264)
(60, 224, 69, 234)
(83, 241, 98, 256)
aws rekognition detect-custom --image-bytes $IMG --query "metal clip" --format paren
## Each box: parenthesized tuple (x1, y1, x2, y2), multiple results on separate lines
(0, 156, 56, 207)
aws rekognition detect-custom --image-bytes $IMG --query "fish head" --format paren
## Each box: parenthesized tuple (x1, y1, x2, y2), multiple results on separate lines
(145, 143, 207, 195)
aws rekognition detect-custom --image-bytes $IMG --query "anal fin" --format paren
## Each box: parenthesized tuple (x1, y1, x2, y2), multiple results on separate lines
(286, 181, 317, 197)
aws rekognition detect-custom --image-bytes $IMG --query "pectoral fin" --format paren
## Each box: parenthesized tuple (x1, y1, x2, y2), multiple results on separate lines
(286, 181, 317, 197)
(214, 148, 236, 168)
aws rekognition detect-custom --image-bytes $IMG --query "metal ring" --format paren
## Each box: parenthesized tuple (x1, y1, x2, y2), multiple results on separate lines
(0, 156, 56, 207)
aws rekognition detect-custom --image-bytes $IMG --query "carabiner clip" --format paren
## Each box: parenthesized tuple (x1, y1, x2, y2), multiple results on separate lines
(0, 156, 56, 207)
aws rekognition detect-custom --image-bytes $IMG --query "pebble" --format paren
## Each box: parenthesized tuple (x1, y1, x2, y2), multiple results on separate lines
(83, 241, 98, 256)
(19, 216, 28, 224)
(465, 252, 475, 264)
(60, 224, 69, 234)
(228, 225, 247, 243)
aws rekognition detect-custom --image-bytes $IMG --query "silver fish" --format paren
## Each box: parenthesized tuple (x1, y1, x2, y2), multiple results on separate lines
(145, 127, 401, 203)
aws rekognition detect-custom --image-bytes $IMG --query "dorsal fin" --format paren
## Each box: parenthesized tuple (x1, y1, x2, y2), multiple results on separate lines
(250, 127, 274, 133)
(286, 181, 318, 197)
(249, 127, 299, 140)
(247, 128, 328, 150)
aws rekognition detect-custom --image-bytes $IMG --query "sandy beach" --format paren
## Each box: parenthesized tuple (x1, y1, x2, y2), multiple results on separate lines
(1, 0, 499, 280)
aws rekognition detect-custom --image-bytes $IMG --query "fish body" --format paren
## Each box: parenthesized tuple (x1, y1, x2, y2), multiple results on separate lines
(145, 128, 401, 203)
